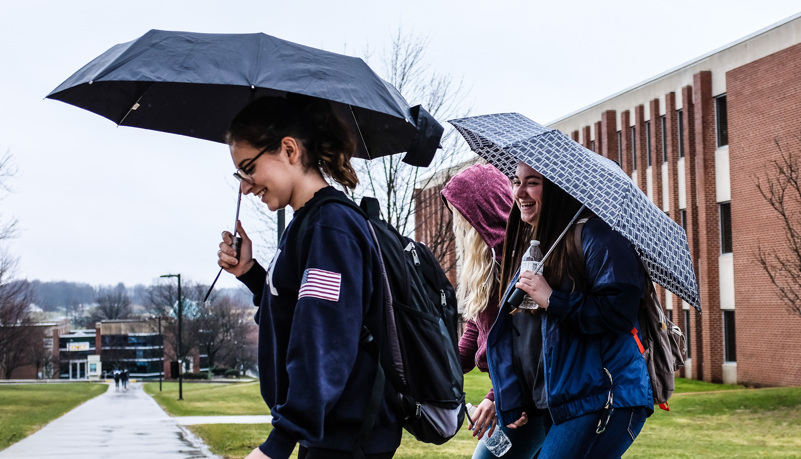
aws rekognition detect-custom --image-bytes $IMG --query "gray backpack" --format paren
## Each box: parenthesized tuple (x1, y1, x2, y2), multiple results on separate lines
(570, 218, 687, 411)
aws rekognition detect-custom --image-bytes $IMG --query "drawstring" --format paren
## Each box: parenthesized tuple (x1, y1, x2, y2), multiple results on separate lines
(596, 368, 615, 434)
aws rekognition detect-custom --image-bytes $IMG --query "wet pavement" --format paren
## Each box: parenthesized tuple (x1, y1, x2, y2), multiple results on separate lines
(0, 382, 221, 459)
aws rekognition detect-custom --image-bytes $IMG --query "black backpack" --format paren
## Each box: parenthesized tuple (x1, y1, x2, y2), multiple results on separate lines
(299, 194, 465, 447)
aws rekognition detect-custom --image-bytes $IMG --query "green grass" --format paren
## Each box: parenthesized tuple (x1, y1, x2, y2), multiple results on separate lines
(143, 380, 267, 416)
(0, 383, 107, 449)
(674, 377, 744, 393)
(183, 370, 492, 458)
(154, 375, 801, 458)
(625, 387, 801, 458)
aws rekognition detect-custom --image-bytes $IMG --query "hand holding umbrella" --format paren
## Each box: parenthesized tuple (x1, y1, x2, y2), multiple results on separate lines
(218, 220, 253, 278)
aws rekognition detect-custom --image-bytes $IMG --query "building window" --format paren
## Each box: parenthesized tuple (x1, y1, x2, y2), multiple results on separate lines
(590, 140, 595, 152)
(716, 95, 729, 147)
(720, 202, 732, 253)
(680, 209, 687, 233)
(723, 310, 736, 362)
(617, 131, 622, 166)
(667, 309, 673, 322)
(646, 121, 652, 167)
(677, 109, 685, 158)
(631, 127, 637, 171)
(661, 115, 667, 163)
(684, 309, 691, 359)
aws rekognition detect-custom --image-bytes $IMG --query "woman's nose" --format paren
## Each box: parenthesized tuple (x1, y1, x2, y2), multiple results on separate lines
(240, 180, 254, 195)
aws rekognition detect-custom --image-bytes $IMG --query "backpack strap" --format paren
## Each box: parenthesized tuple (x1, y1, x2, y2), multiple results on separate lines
(566, 217, 591, 293)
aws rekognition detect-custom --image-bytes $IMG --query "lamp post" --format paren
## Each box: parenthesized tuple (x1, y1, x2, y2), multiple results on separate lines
(160, 273, 182, 401)
(150, 315, 164, 392)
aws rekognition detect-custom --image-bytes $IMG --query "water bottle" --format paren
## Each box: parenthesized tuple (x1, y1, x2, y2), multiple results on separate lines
(519, 240, 543, 310)
(465, 403, 512, 457)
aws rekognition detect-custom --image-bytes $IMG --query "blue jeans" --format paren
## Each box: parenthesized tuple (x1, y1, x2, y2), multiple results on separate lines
(538, 407, 647, 459)
(472, 410, 551, 459)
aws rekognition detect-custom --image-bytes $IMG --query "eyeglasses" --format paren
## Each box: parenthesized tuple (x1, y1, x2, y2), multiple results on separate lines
(233, 146, 271, 185)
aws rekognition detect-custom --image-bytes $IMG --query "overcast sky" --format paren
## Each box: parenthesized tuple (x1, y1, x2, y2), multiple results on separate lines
(1, 0, 799, 289)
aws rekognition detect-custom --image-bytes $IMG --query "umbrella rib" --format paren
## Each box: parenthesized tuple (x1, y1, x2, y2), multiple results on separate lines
(118, 95, 144, 126)
(349, 105, 372, 160)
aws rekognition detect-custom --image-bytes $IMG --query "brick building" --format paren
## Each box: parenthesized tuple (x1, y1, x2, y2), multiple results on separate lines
(418, 13, 801, 387)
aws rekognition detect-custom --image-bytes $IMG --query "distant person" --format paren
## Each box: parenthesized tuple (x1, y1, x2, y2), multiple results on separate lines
(121, 369, 129, 391)
(442, 164, 551, 459)
(215, 94, 400, 459)
(113, 370, 120, 391)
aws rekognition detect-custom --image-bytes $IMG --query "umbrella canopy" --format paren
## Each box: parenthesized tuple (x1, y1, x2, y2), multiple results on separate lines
(47, 29, 442, 167)
(450, 112, 700, 309)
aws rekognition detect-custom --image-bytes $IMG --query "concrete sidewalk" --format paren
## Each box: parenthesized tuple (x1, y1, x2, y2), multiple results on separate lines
(0, 382, 220, 459)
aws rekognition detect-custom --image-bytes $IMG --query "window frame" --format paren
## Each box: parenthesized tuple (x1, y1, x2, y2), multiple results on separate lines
(715, 94, 729, 147)
(720, 201, 732, 254)
(723, 310, 736, 362)
(646, 120, 652, 167)
(661, 115, 667, 163)
(677, 109, 685, 158)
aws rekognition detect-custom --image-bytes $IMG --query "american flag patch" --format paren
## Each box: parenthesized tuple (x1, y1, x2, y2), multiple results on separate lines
(298, 268, 341, 302)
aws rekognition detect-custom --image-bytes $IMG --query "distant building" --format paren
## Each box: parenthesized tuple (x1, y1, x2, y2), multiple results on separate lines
(98, 320, 164, 379)
(58, 329, 97, 379)
(9, 319, 69, 379)
(418, 13, 801, 387)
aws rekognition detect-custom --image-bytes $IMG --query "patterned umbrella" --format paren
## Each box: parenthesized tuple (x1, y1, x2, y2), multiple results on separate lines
(450, 112, 700, 309)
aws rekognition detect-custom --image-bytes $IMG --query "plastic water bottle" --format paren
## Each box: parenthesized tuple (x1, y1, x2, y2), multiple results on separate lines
(465, 403, 512, 457)
(519, 240, 543, 310)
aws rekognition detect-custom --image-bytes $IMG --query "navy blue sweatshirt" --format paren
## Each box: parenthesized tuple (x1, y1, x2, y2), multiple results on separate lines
(238, 187, 401, 459)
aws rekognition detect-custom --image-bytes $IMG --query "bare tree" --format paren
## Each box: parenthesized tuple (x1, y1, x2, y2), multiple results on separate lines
(84, 283, 132, 325)
(249, 30, 471, 274)
(25, 326, 52, 379)
(755, 135, 801, 317)
(145, 280, 207, 367)
(0, 152, 37, 378)
(188, 294, 257, 373)
(353, 30, 471, 273)
(0, 273, 36, 378)
(0, 152, 19, 242)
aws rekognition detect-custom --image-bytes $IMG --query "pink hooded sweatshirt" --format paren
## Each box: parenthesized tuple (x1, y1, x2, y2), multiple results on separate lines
(441, 164, 513, 400)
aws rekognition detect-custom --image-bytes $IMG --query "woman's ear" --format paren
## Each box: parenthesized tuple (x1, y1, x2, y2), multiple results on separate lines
(281, 137, 302, 164)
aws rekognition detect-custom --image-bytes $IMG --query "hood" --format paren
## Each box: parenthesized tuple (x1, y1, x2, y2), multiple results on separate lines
(441, 164, 513, 252)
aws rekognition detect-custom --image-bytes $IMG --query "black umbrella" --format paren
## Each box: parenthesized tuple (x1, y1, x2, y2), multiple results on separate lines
(46, 29, 443, 167)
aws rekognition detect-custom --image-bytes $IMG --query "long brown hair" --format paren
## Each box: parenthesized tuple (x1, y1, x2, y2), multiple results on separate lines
(226, 94, 359, 190)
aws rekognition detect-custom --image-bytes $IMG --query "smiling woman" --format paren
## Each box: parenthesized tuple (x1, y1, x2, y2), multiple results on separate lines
(214, 94, 401, 459)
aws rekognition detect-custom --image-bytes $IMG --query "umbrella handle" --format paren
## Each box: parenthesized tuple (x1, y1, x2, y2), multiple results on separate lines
(203, 189, 244, 303)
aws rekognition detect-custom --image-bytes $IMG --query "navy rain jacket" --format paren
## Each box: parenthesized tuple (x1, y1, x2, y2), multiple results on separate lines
(238, 187, 401, 459)
(487, 218, 653, 426)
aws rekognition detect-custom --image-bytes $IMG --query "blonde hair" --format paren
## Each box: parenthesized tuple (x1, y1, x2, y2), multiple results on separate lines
(452, 207, 499, 321)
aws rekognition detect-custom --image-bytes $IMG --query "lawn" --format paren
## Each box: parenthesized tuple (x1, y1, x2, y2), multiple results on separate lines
(0, 382, 107, 450)
(149, 374, 801, 459)
(143, 379, 267, 416)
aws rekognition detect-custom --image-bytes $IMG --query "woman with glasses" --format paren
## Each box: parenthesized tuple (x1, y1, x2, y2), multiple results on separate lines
(216, 94, 400, 459)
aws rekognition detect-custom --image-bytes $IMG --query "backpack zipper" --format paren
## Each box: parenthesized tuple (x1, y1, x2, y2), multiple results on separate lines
(405, 242, 421, 266)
